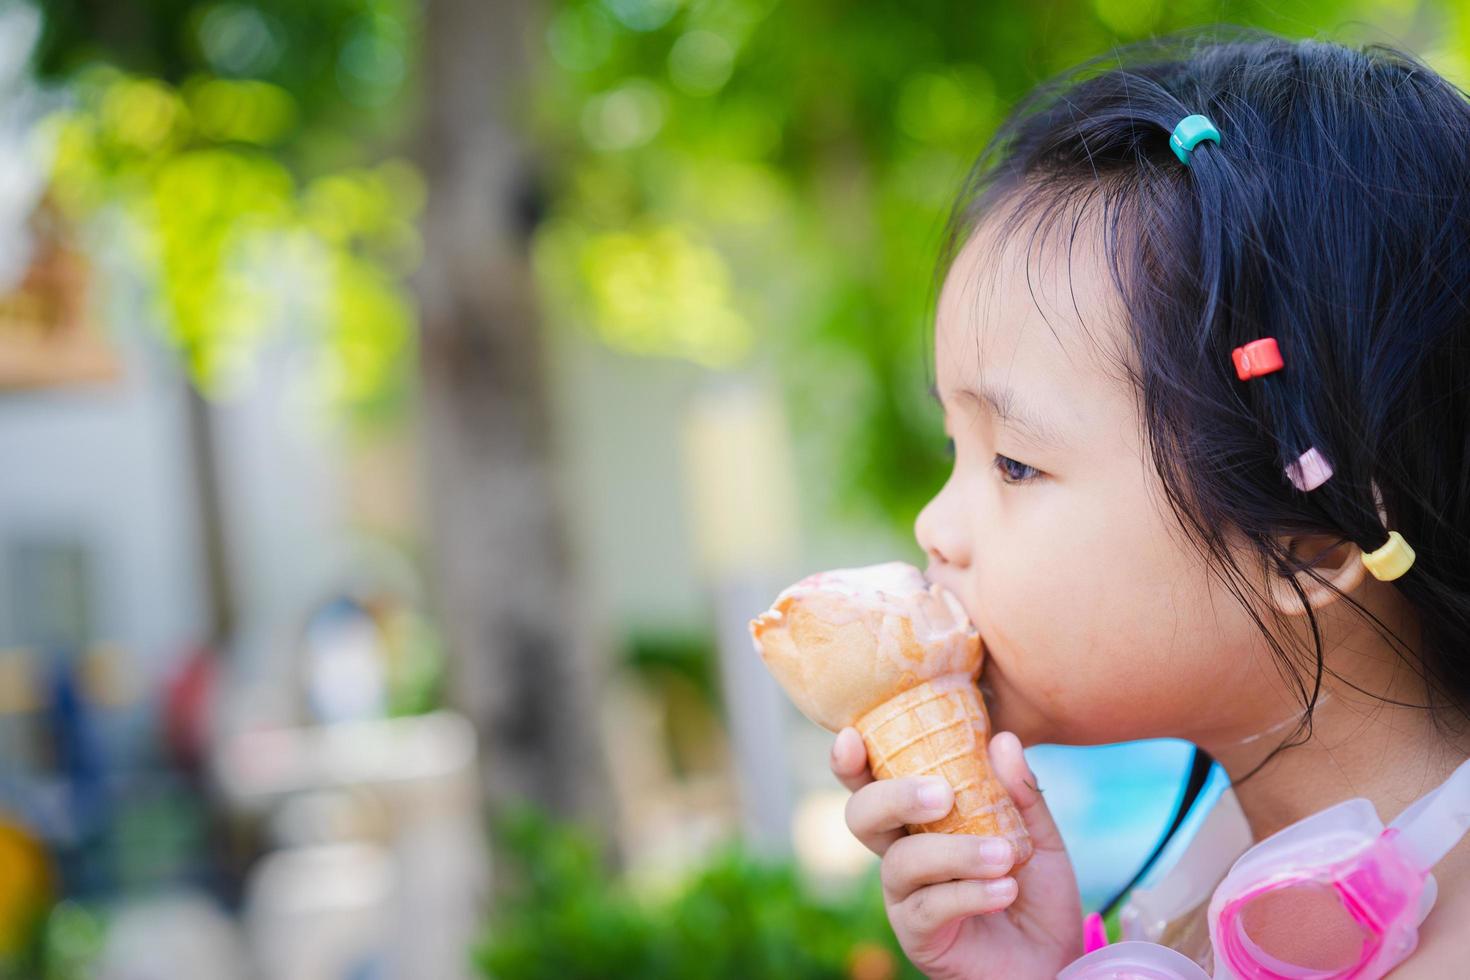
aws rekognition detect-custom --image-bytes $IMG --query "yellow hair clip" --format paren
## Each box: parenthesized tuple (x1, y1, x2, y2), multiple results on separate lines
(1361, 530, 1415, 581)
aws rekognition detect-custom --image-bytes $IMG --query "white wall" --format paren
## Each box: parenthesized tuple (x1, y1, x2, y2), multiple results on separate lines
(0, 325, 206, 671)
(544, 318, 915, 639)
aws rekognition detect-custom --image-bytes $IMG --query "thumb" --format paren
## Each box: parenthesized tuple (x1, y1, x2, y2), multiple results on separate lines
(989, 730, 1067, 858)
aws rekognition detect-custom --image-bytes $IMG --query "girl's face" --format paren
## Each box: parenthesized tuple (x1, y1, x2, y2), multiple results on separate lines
(916, 209, 1290, 748)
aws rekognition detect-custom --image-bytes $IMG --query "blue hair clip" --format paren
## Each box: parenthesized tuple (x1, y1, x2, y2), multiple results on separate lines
(1170, 113, 1221, 165)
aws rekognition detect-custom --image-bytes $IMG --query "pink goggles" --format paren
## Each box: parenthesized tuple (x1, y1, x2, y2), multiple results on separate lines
(1058, 756, 1470, 980)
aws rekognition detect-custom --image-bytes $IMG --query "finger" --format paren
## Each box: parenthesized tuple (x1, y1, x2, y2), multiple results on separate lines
(893, 878, 1018, 946)
(989, 731, 1067, 861)
(829, 727, 873, 793)
(845, 775, 954, 857)
(881, 833, 1017, 904)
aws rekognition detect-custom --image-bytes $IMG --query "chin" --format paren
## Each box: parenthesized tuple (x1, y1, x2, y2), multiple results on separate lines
(978, 669, 1054, 747)
(977, 671, 1020, 740)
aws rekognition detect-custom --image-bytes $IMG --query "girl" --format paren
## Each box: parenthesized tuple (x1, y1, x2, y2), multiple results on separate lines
(829, 25, 1470, 979)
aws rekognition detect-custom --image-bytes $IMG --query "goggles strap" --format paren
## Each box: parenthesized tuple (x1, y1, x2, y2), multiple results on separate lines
(1386, 756, 1470, 872)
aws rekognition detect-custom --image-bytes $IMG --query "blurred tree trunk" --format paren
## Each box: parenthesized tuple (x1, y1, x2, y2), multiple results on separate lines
(414, 0, 617, 865)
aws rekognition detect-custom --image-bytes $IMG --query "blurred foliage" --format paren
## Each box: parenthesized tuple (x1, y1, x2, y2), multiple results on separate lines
(528, 0, 1465, 529)
(380, 604, 447, 717)
(621, 626, 719, 710)
(34, 901, 104, 980)
(0, 816, 52, 978)
(476, 803, 921, 980)
(620, 628, 728, 777)
(30, 0, 422, 429)
(0, 899, 105, 980)
(31, 0, 1470, 523)
(1103, 900, 1124, 945)
(31, 0, 416, 162)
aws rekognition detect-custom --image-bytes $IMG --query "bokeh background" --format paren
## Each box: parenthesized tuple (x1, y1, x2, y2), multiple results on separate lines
(0, 0, 1459, 977)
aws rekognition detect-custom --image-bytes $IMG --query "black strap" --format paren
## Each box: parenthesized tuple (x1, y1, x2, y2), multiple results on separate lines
(1097, 745, 1215, 921)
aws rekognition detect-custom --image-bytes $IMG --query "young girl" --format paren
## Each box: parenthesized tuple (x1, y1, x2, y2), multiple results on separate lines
(828, 26, 1470, 979)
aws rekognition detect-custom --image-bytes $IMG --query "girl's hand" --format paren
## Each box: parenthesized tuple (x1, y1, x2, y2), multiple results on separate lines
(831, 726, 1084, 980)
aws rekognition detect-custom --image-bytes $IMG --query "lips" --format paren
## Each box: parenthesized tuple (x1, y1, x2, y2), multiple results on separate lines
(922, 570, 1000, 702)
(924, 573, 985, 643)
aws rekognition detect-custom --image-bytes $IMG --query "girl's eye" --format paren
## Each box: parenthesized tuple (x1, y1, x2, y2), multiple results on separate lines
(993, 453, 1042, 486)
(945, 439, 1041, 487)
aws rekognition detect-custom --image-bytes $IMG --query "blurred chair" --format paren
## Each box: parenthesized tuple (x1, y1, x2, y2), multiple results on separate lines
(216, 711, 486, 980)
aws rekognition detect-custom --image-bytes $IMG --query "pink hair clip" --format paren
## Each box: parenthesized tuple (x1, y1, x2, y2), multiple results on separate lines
(1285, 446, 1333, 491)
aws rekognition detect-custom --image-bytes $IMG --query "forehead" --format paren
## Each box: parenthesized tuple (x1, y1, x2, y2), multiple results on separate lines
(933, 196, 1135, 403)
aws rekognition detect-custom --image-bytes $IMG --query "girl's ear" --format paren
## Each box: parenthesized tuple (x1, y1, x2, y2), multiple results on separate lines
(1264, 533, 1367, 617)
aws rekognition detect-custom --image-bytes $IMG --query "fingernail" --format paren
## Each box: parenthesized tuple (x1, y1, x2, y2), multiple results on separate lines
(1024, 765, 1042, 794)
(917, 778, 951, 811)
(983, 877, 1017, 899)
(1016, 745, 1040, 792)
(978, 839, 1012, 866)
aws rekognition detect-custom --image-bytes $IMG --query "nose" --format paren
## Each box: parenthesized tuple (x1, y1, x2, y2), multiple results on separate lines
(914, 482, 970, 573)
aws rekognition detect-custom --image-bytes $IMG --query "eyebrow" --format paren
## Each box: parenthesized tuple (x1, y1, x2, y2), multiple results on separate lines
(928, 380, 1070, 449)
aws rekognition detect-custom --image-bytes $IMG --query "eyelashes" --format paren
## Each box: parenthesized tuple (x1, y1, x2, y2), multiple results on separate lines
(943, 437, 1043, 486)
(994, 453, 1042, 486)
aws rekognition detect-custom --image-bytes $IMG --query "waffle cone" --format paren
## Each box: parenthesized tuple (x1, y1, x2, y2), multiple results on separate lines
(855, 673, 1033, 865)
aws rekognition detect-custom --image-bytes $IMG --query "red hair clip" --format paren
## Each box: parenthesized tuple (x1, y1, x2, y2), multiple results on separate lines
(1232, 338, 1284, 381)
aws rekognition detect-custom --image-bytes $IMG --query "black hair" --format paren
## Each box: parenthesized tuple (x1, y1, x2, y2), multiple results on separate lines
(929, 23, 1470, 787)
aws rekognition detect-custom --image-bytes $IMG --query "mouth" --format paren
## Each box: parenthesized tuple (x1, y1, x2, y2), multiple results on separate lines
(923, 568, 999, 700)
(977, 677, 996, 710)
(976, 657, 1002, 714)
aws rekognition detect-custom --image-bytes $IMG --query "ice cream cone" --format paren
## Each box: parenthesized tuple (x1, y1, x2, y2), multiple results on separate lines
(856, 672, 1031, 863)
(749, 561, 1033, 866)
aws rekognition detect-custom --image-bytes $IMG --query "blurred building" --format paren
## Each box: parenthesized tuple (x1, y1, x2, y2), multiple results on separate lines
(0, 186, 486, 977)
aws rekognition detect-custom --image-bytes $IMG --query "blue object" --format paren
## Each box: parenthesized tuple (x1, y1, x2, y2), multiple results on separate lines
(1169, 114, 1220, 165)
(1135, 760, 1231, 890)
(1095, 746, 1217, 919)
(1026, 740, 1201, 911)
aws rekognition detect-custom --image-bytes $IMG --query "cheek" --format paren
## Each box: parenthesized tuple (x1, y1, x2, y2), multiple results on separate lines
(971, 485, 1263, 741)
